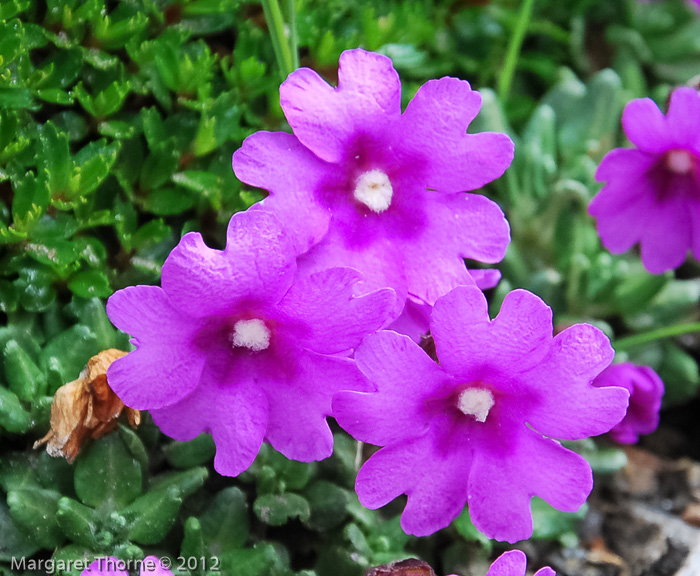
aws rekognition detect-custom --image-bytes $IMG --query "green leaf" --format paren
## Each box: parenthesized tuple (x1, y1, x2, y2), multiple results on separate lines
(140, 186, 196, 216)
(221, 544, 288, 576)
(199, 487, 249, 555)
(65, 297, 118, 350)
(149, 467, 208, 500)
(304, 481, 349, 531)
(181, 517, 206, 565)
(74, 434, 143, 510)
(69, 139, 120, 197)
(39, 324, 100, 387)
(254, 493, 311, 526)
(0, 385, 32, 433)
(67, 269, 112, 298)
(123, 487, 183, 545)
(0, 500, 40, 561)
(3, 339, 46, 400)
(163, 433, 216, 469)
(530, 497, 586, 547)
(7, 488, 65, 548)
(56, 497, 99, 548)
(657, 343, 700, 406)
(39, 122, 71, 196)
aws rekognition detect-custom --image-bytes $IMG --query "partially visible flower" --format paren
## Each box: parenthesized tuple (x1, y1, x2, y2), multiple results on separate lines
(389, 270, 501, 342)
(479, 550, 554, 576)
(233, 49, 512, 313)
(589, 87, 700, 273)
(593, 363, 664, 444)
(81, 556, 173, 576)
(334, 286, 629, 543)
(107, 210, 394, 477)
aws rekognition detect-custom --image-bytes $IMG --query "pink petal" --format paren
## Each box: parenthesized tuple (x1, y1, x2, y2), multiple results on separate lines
(277, 267, 395, 354)
(485, 550, 527, 576)
(280, 49, 400, 163)
(106, 286, 206, 409)
(640, 187, 693, 273)
(263, 351, 369, 462)
(523, 324, 627, 440)
(400, 193, 509, 304)
(161, 210, 296, 318)
(354, 427, 444, 511)
(398, 77, 514, 191)
(622, 97, 674, 154)
(334, 331, 450, 447)
(232, 131, 332, 252)
(387, 299, 432, 343)
(298, 228, 409, 317)
(431, 287, 552, 378)
(469, 269, 502, 290)
(666, 87, 700, 154)
(151, 363, 268, 477)
(468, 429, 592, 543)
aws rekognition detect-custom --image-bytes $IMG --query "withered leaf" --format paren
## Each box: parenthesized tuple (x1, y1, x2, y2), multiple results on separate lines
(365, 559, 437, 576)
(34, 349, 140, 463)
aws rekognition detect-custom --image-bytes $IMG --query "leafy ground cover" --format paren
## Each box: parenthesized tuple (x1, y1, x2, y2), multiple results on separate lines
(1, 0, 700, 575)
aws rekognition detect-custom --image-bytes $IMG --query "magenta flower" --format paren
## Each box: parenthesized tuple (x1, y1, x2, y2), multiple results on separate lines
(232, 49, 512, 311)
(334, 286, 630, 542)
(82, 557, 173, 576)
(593, 363, 664, 444)
(447, 550, 555, 576)
(107, 210, 394, 476)
(589, 87, 700, 273)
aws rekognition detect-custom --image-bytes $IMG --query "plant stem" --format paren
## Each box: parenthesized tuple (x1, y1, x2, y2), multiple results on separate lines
(285, 0, 299, 71)
(498, 0, 537, 101)
(261, 0, 296, 78)
(613, 322, 700, 351)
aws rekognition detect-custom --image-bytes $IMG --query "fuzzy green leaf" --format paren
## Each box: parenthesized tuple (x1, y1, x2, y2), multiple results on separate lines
(123, 487, 183, 545)
(254, 493, 311, 526)
(7, 488, 65, 549)
(74, 434, 143, 510)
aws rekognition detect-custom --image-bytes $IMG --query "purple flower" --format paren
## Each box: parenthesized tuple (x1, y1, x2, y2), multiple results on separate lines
(593, 363, 664, 444)
(232, 49, 513, 311)
(448, 550, 555, 576)
(107, 210, 393, 477)
(334, 286, 630, 542)
(589, 87, 700, 273)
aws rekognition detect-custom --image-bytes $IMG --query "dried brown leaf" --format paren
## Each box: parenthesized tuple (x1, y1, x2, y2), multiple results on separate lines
(34, 349, 140, 463)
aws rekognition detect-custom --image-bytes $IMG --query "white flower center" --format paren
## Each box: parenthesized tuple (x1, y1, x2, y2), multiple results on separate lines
(457, 388, 495, 423)
(665, 149, 694, 175)
(232, 319, 270, 351)
(353, 169, 393, 213)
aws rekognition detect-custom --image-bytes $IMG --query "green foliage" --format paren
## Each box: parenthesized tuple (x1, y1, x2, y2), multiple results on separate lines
(1, 0, 700, 574)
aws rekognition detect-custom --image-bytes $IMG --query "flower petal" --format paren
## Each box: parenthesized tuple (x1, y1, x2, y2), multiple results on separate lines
(263, 351, 369, 462)
(666, 87, 700, 154)
(334, 331, 450, 447)
(277, 267, 395, 354)
(485, 551, 527, 576)
(622, 97, 674, 154)
(280, 49, 400, 163)
(431, 287, 552, 378)
(232, 131, 332, 252)
(468, 429, 592, 543)
(106, 286, 206, 409)
(161, 210, 296, 318)
(522, 324, 626, 440)
(399, 193, 509, 304)
(151, 364, 268, 477)
(398, 77, 514, 191)
(298, 228, 409, 317)
(639, 188, 692, 273)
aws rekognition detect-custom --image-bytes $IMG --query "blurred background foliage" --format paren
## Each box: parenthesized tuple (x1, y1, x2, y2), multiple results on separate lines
(0, 0, 699, 574)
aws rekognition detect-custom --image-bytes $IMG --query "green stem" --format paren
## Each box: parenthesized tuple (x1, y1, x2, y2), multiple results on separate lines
(285, 0, 299, 71)
(613, 322, 700, 351)
(497, 0, 537, 101)
(261, 0, 296, 78)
